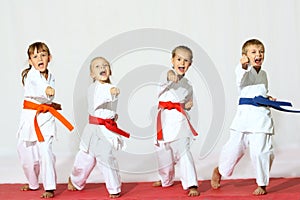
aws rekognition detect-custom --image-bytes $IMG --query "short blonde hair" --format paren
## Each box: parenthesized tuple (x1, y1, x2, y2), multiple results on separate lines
(242, 39, 265, 55)
(171, 45, 193, 61)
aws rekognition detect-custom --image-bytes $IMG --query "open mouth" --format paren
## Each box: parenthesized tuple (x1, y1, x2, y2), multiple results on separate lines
(178, 67, 185, 72)
(38, 62, 44, 67)
(100, 71, 106, 76)
(254, 57, 262, 64)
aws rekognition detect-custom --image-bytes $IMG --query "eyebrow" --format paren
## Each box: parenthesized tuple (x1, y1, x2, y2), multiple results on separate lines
(176, 55, 191, 61)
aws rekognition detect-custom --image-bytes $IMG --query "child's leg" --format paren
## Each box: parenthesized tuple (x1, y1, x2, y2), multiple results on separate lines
(69, 150, 96, 190)
(94, 138, 121, 196)
(218, 130, 247, 176)
(154, 142, 175, 187)
(249, 133, 274, 195)
(173, 138, 199, 196)
(38, 136, 56, 195)
(212, 130, 247, 188)
(17, 140, 40, 190)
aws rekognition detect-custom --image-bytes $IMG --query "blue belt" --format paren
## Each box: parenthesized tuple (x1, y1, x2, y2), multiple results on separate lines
(239, 96, 300, 113)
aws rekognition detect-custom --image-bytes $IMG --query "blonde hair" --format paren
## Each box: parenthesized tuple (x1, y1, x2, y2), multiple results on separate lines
(90, 57, 111, 83)
(171, 45, 193, 61)
(242, 39, 265, 55)
(21, 42, 51, 85)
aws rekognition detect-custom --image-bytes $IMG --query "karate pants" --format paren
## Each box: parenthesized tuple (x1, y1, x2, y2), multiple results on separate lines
(218, 130, 274, 186)
(70, 135, 121, 194)
(17, 136, 56, 190)
(156, 138, 198, 190)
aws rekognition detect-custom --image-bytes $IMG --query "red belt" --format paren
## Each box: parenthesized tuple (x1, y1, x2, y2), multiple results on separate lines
(156, 101, 198, 140)
(23, 100, 74, 142)
(89, 115, 130, 138)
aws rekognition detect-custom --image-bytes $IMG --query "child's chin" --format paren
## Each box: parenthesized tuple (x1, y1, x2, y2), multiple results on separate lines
(253, 65, 262, 69)
(98, 78, 109, 82)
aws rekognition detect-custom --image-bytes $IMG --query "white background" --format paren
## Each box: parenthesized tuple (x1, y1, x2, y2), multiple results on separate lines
(1, 0, 300, 184)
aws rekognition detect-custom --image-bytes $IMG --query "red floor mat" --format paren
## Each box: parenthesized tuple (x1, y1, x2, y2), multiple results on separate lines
(1, 178, 300, 199)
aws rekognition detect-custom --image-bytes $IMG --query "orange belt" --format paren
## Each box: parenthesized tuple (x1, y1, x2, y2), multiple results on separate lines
(23, 100, 74, 142)
(89, 115, 130, 138)
(156, 101, 198, 140)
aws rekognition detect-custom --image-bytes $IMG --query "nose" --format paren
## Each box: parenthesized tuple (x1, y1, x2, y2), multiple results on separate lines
(100, 65, 105, 70)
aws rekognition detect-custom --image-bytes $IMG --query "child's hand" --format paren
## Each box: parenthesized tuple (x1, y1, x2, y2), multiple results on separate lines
(268, 96, 277, 101)
(240, 54, 249, 69)
(167, 70, 178, 83)
(45, 86, 55, 96)
(114, 114, 118, 121)
(184, 99, 193, 110)
(110, 87, 120, 96)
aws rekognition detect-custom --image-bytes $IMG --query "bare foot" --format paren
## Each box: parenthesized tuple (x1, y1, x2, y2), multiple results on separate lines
(253, 186, 267, 195)
(20, 184, 30, 191)
(67, 177, 77, 191)
(109, 193, 121, 198)
(211, 167, 222, 189)
(152, 180, 162, 187)
(41, 190, 54, 198)
(188, 186, 200, 197)
(20, 184, 38, 191)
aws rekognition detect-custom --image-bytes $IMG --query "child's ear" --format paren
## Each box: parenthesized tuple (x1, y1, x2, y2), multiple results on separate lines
(48, 55, 52, 62)
(90, 72, 96, 79)
(171, 57, 175, 67)
(28, 59, 33, 66)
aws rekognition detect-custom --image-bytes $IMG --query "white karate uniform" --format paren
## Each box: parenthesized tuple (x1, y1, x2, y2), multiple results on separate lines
(17, 67, 57, 190)
(70, 82, 123, 194)
(218, 65, 274, 186)
(155, 74, 198, 190)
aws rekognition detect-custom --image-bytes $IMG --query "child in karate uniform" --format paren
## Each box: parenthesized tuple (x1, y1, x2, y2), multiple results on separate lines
(18, 42, 73, 198)
(68, 57, 129, 198)
(211, 39, 275, 195)
(153, 46, 200, 197)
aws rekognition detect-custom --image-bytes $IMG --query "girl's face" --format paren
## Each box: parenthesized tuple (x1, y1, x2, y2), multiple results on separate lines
(245, 44, 264, 68)
(90, 58, 111, 83)
(28, 48, 51, 73)
(171, 49, 192, 76)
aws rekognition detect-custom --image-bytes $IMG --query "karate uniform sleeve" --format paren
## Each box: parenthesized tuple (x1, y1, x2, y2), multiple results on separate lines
(24, 68, 54, 103)
(235, 64, 252, 87)
(158, 69, 174, 98)
(93, 83, 116, 111)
